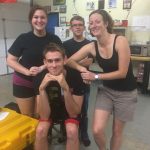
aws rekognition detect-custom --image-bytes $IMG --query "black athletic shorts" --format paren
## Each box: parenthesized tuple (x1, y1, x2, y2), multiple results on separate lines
(13, 84, 36, 98)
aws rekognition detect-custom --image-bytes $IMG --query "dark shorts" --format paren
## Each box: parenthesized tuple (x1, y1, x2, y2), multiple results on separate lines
(12, 72, 35, 98)
(95, 86, 137, 122)
(13, 84, 36, 98)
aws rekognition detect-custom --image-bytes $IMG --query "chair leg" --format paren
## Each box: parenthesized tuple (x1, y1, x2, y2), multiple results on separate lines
(48, 126, 53, 144)
(48, 122, 66, 144)
(58, 123, 66, 143)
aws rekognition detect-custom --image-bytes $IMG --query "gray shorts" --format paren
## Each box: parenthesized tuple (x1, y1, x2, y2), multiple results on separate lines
(95, 86, 137, 122)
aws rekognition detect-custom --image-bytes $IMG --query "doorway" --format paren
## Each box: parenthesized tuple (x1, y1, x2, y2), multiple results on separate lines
(46, 12, 59, 34)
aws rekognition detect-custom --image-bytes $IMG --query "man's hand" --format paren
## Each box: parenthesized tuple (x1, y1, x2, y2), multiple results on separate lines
(52, 73, 69, 91)
(39, 73, 57, 91)
(39, 73, 69, 92)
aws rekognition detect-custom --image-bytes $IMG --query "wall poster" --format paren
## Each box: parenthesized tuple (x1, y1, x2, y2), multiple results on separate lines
(108, 0, 117, 8)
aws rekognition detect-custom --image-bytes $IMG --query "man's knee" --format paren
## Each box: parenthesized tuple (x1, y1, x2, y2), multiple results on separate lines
(66, 124, 79, 141)
(36, 122, 50, 141)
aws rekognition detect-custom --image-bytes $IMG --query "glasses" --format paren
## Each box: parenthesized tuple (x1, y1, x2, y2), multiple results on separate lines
(71, 24, 84, 27)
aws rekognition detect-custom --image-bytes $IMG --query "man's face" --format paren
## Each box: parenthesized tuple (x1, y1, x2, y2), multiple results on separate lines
(70, 20, 85, 37)
(44, 51, 65, 76)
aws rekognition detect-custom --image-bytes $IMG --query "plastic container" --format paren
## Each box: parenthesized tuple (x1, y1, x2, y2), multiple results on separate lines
(0, 108, 38, 150)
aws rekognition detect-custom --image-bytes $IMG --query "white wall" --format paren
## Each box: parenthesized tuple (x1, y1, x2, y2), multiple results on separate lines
(34, 0, 149, 44)
(63, 0, 150, 44)
(89, 0, 149, 44)
(1, 0, 150, 75)
(0, 0, 31, 75)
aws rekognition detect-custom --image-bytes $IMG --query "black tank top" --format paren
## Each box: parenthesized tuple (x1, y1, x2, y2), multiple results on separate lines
(95, 35, 137, 91)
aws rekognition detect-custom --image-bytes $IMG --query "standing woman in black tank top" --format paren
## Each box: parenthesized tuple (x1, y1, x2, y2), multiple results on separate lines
(67, 10, 137, 150)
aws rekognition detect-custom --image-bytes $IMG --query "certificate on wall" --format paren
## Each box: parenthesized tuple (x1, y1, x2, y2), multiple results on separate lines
(108, 0, 117, 8)
(123, 0, 132, 9)
(60, 17, 66, 26)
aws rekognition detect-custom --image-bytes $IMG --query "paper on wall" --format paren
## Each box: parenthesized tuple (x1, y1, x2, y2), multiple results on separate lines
(132, 16, 150, 31)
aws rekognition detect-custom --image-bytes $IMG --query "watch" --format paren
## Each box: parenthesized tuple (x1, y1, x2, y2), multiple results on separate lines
(94, 74, 99, 80)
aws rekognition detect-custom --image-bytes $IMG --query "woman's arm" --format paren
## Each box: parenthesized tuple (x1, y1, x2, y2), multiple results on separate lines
(66, 42, 95, 72)
(7, 53, 31, 76)
(7, 53, 46, 76)
(39, 64, 46, 72)
(30, 64, 47, 75)
(79, 57, 93, 67)
(87, 36, 130, 81)
(81, 36, 131, 82)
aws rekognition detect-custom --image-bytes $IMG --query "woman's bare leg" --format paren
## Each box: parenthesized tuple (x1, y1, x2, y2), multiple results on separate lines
(93, 109, 110, 150)
(110, 118, 125, 150)
(16, 96, 35, 117)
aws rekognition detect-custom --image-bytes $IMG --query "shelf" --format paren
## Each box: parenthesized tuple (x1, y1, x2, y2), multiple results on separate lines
(113, 27, 126, 36)
(131, 56, 150, 62)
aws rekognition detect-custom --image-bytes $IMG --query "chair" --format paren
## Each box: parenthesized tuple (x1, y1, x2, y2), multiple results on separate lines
(48, 119, 66, 144)
(47, 98, 67, 144)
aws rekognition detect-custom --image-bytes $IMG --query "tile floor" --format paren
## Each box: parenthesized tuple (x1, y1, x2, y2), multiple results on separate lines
(0, 74, 150, 150)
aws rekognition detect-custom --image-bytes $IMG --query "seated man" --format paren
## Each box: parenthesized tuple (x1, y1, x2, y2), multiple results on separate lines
(34, 43, 84, 150)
